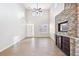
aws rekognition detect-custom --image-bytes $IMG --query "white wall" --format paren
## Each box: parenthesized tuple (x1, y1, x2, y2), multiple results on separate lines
(49, 3, 64, 41)
(25, 9, 49, 37)
(0, 3, 27, 52)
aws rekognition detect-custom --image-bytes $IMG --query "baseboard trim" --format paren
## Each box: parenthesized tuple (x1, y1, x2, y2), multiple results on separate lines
(26, 36, 50, 38)
(26, 37, 50, 38)
(0, 36, 26, 52)
(0, 36, 51, 52)
(0, 41, 15, 52)
(49, 35, 55, 42)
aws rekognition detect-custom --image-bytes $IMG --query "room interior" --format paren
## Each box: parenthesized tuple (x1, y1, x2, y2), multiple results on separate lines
(0, 3, 79, 56)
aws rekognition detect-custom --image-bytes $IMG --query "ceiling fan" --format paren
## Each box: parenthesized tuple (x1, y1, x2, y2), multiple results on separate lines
(32, 3, 42, 14)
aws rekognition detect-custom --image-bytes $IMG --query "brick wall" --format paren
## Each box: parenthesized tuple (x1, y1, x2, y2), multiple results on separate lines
(55, 3, 77, 37)
(55, 3, 79, 56)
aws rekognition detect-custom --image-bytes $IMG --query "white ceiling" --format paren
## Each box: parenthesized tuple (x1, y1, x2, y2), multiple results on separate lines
(23, 3, 52, 9)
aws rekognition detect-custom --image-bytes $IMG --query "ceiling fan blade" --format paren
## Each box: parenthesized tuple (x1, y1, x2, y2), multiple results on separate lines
(38, 8, 42, 12)
(39, 11, 42, 12)
(39, 9, 42, 12)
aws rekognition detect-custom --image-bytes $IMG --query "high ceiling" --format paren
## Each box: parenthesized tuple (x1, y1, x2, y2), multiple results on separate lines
(23, 3, 52, 9)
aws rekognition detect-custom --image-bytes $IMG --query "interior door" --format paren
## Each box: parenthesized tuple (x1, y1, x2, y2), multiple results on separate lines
(26, 24, 34, 37)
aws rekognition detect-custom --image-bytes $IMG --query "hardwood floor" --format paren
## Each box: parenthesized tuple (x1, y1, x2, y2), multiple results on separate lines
(0, 37, 65, 56)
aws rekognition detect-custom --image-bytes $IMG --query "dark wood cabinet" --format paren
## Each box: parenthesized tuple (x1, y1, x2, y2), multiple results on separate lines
(56, 35, 70, 56)
(56, 35, 62, 49)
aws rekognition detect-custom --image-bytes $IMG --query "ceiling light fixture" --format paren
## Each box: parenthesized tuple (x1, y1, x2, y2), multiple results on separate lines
(32, 3, 42, 16)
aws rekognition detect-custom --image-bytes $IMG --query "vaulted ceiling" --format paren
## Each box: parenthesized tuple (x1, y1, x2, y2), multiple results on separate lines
(23, 3, 52, 10)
